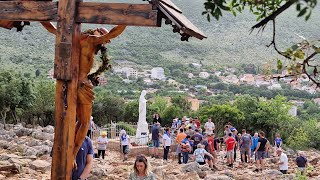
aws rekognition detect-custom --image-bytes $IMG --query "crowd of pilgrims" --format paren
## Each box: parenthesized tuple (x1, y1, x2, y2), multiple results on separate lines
(144, 115, 306, 174)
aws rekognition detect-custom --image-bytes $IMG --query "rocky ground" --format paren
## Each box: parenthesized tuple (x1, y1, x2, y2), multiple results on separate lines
(0, 123, 320, 180)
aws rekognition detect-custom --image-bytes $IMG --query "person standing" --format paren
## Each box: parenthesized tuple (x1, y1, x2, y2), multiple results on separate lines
(240, 129, 252, 164)
(274, 133, 283, 149)
(72, 136, 94, 180)
(254, 131, 268, 172)
(87, 116, 96, 138)
(176, 128, 187, 164)
(162, 128, 171, 161)
(225, 132, 236, 167)
(96, 131, 108, 159)
(251, 132, 259, 160)
(194, 117, 201, 129)
(276, 149, 288, 174)
(151, 122, 160, 158)
(191, 129, 203, 153)
(296, 151, 308, 175)
(181, 135, 192, 164)
(120, 129, 130, 161)
(204, 117, 215, 135)
(152, 113, 162, 126)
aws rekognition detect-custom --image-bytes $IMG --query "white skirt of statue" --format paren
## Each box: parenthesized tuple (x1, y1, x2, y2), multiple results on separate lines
(136, 90, 149, 145)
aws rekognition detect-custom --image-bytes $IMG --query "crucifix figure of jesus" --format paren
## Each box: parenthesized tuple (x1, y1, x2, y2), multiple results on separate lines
(42, 22, 126, 165)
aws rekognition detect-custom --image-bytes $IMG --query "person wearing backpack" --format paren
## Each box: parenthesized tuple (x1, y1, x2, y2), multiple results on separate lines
(193, 144, 215, 170)
(120, 129, 130, 161)
(181, 135, 192, 164)
(240, 129, 252, 164)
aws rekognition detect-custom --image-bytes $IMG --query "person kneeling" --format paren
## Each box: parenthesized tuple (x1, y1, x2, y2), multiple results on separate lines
(193, 144, 214, 170)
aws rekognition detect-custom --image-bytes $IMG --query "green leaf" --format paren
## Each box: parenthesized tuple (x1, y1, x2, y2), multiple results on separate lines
(277, 59, 283, 70)
(294, 49, 305, 59)
(220, 5, 230, 11)
(207, 14, 211, 22)
(231, 10, 237, 16)
(305, 10, 312, 21)
(202, 11, 208, 15)
(297, 7, 308, 17)
(216, 8, 222, 16)
(296, 3, 301, 11)
(253, 12, 260, 15)
(291, 45, 299, 51)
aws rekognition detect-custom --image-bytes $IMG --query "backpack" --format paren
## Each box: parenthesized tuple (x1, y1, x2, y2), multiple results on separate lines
(181, 142, 191, 152)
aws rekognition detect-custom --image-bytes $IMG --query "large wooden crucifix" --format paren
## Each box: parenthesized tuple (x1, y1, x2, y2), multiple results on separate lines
(0, 0, 206, 179)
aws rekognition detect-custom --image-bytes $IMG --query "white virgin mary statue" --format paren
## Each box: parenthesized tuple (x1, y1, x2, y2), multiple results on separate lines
(135, 90, 149, 145)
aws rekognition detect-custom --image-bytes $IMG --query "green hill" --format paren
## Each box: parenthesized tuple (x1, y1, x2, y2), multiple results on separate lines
(0, 0, 319, 73)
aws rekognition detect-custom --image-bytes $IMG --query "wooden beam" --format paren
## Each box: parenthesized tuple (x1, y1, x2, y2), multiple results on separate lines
(76, 2, 158, 26)
(0, 1, 158, 26)
(0, 1, 58, 21)
(51, 0, 80, 179)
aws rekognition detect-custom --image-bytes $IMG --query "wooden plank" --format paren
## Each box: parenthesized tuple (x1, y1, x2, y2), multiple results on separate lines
(0, 1, 58, 21)
(51, 1, 81, 180)
(0, 1, 158, 26)
(76, 3, 158, 26)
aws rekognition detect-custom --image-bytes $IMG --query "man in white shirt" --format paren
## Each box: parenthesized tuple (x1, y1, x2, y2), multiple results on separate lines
(276, 148, 288, 174)
(204, 117, 215, 135)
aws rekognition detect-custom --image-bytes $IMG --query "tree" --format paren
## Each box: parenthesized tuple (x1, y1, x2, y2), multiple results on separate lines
(199, 104, 244, 136)
(92, 90, 125, 125)
(0, 70, 35, 127)
(149, 96, 168, 116)
(26, 79, 55, 126)
(203, 0, 320, 86)
(123, 100, 139, 123)
(171, 95, 191, 112)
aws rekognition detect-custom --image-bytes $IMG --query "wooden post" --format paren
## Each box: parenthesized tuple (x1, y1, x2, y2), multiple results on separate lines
(51, 0, 81, 179)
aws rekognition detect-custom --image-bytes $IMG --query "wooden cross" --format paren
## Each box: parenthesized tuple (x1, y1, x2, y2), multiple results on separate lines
(0, 0, 205, 179)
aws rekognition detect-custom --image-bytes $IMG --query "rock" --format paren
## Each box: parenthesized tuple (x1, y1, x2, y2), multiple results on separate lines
(265, 169, 283, 175)
(92, 166, 107, 177)
(9, 158, 26, 166)
(176, 171, 200, 180)
(43, 125, 54, 134)
(27, 139, 41, 147)
(24, 147, 39, 156)
(31, 131, 53, 141)
(0, 163, 22, 174)
(32, 145, 51, 156)
(181, 162, 200, 173)
(0, 153, 20, 161)
(205, 175, 232, 180)
(43, 140, 53, 147)
(29, 160, 51, 172)
(198, 170, 207, 178)
(0, 140, 9, 149)
(309, 157, 320, 166)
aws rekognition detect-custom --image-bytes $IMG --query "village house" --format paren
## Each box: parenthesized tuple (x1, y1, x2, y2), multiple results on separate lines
(151, 67, 166, 80)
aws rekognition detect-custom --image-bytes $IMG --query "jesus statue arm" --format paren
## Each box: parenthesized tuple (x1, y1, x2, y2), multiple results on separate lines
(40, 22, 57, 35)
(90, 25, 126, 45)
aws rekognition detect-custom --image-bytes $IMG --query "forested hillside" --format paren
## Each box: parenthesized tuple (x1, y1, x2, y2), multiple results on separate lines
(0, 0, 319, 74)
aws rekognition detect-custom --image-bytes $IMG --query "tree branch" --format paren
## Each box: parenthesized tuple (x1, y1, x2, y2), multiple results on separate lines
(251, 0, 296, 30)
(302, 52, 319, 86)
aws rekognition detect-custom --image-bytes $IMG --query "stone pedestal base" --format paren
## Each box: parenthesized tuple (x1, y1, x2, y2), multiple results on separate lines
(135, 122, 149, 145)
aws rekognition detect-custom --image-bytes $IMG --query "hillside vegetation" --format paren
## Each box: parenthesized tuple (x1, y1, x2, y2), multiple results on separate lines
(0, 0, 319, 74)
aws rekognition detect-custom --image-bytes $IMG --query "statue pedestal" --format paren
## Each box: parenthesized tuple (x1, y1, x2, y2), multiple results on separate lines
(135, 122, 149, 145)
